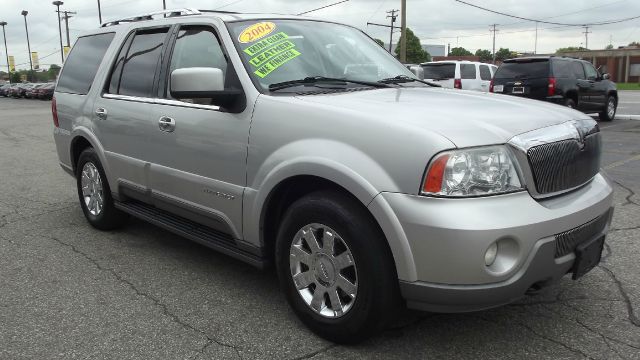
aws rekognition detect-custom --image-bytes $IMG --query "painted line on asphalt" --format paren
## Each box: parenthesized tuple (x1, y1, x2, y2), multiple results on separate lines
(604, 153, 640, 170)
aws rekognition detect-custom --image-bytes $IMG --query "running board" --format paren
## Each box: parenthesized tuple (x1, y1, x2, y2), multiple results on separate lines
(115, 200, 266, 269)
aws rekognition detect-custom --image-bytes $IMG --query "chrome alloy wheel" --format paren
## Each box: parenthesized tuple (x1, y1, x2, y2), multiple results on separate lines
(81, 162, 104, 216)
(289, 224, 358, 318)
(607, 98, 616, 118)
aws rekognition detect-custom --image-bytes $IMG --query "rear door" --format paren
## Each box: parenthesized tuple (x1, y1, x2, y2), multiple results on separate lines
(479, 64, 492, 92)
(493, 59, 550, 99)
(421, 62, 455, 88)
(92, 26, 172, 201)
(460, 63, 479, 91)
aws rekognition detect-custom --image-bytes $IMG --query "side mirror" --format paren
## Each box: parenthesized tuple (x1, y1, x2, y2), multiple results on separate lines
(409, 66, 425, 80)
(170, 67, 243, 109)
(602, 73, 610, 80)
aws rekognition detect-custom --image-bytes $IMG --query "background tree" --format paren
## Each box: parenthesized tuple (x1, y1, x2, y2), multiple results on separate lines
(395, 28, 430, 63)
(605, 44, 614, 50)
(556, 46, 587, 53)
(628, 41, 640, 47)
(449, 47, 473, 56)
(495, 48, 516, 61)
(475, 49, 492, 62)
(48, 64, 62, 79)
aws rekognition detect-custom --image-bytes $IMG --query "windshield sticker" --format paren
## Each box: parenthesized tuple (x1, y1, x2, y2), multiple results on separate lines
(249, 40, 296, 68)
(238, 22, 276, 44)
(253, 49, 301, 78)
(243, 32, 289, 56)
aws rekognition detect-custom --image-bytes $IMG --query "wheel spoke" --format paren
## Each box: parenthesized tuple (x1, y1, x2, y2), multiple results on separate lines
(336, 274, 356, 298)
(333, 251, 354, 270)
(322, 230, 335, 255)
(292, 271, 315, 290)
(82, 185, 91, 196)
(310, 286, 325, 312)
(290, 245, 312, 266)
(87, 196, 95, 212)
(327, 288, 343, 315)
(303, 229, 321, 253)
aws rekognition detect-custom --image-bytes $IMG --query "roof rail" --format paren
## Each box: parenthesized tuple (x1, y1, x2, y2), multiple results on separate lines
(101, 8, 201, 27)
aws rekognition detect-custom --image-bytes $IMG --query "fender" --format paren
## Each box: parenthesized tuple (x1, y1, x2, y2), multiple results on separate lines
(69, 126, 111, 183)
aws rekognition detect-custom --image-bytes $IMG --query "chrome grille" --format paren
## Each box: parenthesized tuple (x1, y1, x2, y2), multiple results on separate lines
(555, 209, 611, 258)
(527, 133, 601, 195)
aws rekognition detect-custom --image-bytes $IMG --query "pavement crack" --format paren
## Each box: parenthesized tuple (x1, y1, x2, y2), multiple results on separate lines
(50, 236, 244, 359)
(609, 225, 640, 233)
(289, 344, 336, 360)
(598, 265, 640, 328)
(613, 180, 640, 207)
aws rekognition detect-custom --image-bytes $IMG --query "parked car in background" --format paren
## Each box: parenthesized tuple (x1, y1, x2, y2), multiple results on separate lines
(25, 84, 46, 99)
(11, 83, 34, 98)
(8, 84, 24, 98)
(0, 84, 11, 97)
(490, 56, 618, 121)
(421, 61, 496, 92)
(37, 83, 55, 100)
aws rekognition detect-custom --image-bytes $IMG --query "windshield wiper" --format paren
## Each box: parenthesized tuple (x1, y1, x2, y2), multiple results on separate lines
(268, 76, 392, 92)
(379, 75, 441, 87)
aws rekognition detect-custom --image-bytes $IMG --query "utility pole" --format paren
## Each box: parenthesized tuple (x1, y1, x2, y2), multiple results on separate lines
(163, 0, 166, 10)
(400, 0, 407, 63)
(386, 9, 398, 53)
(490, 24, 498, 64)
(583, 26, 592, 49)
(61, 11, 76, 47)
(0, 21, 9, 83)
(534, 21, 538, 54)
(97, 0, 102, 24)
(21, 11, 33, 71)
(53, 1, 64, 63)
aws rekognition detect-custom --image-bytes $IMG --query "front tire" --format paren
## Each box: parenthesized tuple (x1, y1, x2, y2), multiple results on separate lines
(599, 95, 617, 122)
(76, 148, 127, 230)
(275, 191, 399, 344)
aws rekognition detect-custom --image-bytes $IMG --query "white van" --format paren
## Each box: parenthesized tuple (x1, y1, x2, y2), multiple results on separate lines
(421, 61, 496, 92)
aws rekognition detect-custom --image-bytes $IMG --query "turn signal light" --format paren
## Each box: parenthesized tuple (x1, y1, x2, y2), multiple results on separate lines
(422, 154, 450, 193)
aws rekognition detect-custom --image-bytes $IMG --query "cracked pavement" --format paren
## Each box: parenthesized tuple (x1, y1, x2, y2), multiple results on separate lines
(1, 95, 639, 359)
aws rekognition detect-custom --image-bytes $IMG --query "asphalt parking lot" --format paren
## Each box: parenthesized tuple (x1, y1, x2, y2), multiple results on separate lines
(0, 93, 639, 359)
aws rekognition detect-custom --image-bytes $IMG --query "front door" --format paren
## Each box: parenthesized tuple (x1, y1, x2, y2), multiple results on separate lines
(146, 23, 251, 239)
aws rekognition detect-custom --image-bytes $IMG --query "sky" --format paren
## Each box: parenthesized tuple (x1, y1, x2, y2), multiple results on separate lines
(0, 0, 639, 70)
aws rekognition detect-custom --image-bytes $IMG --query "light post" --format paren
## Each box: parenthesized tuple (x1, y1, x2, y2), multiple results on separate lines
(97, 0, 102, 24)
(0, 21, 9, 83)
(21, 10, 33, 72)
(53, 1, 65, 63)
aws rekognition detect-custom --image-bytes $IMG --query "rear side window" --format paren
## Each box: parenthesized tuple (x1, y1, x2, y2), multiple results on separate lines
(108, 28, 169, 97)
(494, 60, 549, 79)
(422, 63, 455, 79)
(56, 33, 115, 95)
(552, 60, 574, 79)
(572, 62, 585, 79)
(479, 65, 492, 80)
(460, 64, 476, 79)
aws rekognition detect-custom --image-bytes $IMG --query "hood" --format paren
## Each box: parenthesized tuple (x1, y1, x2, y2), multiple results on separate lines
(295, 87, 587, 148)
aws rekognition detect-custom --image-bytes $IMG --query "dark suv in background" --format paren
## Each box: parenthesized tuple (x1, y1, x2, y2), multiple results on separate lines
(491, 56, 618, 121)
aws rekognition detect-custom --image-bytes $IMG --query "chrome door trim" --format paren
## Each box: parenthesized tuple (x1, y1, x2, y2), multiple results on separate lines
(102, 93, 221, 111)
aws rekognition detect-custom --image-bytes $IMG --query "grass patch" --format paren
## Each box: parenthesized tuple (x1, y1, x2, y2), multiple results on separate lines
(617, 83, 640, 90)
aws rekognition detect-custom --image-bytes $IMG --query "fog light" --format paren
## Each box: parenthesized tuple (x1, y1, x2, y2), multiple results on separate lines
(485, 242, 498, 266)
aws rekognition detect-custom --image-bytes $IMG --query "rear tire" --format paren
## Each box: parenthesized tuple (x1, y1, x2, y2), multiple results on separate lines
(564, 98, 576, 109)
(599, 95, 617, 122)
(76, 148, 128, 230)
(275, 190, 400, 344)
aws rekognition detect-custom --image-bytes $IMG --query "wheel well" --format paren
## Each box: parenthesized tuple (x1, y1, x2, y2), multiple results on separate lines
(70, 136, 92, 173)
(260, 176, 383, 265)
(609, 90, 618, 100)
(565, 90, 578, 104)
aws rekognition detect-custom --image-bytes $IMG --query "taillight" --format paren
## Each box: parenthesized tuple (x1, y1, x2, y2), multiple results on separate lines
(489, 79, 494, 92)
(422, 154, 450, 193)
(454, 79, 462, 89)
(52, 96, 59, 128)
(548, 77, 556, 96)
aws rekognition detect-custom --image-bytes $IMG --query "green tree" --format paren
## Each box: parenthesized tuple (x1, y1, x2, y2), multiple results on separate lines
(605, 44, 614, 50)
(373, 38, 385, 48)
(48, 64, 61, 79)
(475, 49, 492, 62)
(10, 72, 20, 83)
(556, 46, 587, 53)
(395, 28, 430, 63)
(449, 47, 473, 56)
(495, 48, 516, 61)
(628, 41, 640, 47)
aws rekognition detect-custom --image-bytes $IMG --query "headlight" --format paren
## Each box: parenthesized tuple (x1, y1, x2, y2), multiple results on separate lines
(421, 146, 524, 197)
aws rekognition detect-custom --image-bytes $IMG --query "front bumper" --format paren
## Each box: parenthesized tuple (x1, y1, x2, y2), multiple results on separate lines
(370, 173, 614, 313)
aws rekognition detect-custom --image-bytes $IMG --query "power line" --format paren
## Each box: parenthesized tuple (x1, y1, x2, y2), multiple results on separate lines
(453, 0, 640, 26)
(298, 0, 350, 16)
(214, 0, 246, 10)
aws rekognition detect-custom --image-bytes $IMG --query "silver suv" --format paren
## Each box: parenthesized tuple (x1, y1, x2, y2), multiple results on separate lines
(52, 9, 614, 343)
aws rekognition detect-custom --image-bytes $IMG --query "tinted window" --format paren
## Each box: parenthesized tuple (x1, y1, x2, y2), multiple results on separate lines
(572, 62, 585, 79)
(422, 63, 455, 79)
(552, 60, 574, 78)
(494, 60, 549, 79)
(113, 29, 169, 97)
(479, 65, 492, 80)
(584, 63, 598, 80)
(56, 33, 115, 95)
(460, 64, 476, 79)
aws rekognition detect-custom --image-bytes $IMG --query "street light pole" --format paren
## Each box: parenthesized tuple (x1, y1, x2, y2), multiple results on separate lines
(97, 0, 102, 24)
(21, 11, 33, 71)
(0, 21, 10, 83)
(53, 1, 65, 63)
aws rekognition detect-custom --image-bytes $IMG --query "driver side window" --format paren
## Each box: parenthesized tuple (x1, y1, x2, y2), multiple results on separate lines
(583, 63, 599, 81)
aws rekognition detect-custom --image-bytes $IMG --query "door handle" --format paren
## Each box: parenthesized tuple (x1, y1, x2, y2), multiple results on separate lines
(95, 108, 108, 120)
(158, 116, 176, 132)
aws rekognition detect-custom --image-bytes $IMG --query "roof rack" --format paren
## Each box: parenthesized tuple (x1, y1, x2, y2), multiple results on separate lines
(101, 8, 201, 27)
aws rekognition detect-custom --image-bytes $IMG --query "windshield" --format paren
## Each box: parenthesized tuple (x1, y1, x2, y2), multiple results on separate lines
(494, 60, 549, 80)
(421, 63, 455, 80)
(227, 19, 414, 92)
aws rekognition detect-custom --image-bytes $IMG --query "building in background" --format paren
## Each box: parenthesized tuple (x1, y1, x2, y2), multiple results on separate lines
(559, 47, 640, 83)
